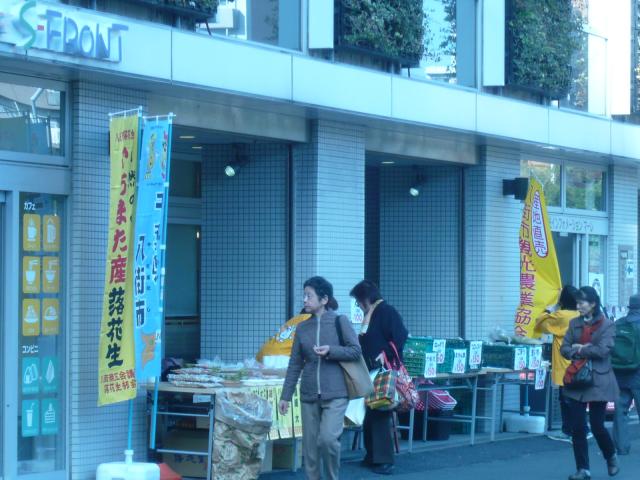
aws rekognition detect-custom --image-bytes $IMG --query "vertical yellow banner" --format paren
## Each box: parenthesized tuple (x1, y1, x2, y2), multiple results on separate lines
(515, 179, 562, 337)
(98, 114, 140, 406)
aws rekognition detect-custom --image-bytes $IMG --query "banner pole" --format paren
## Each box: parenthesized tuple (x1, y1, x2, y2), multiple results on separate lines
(150, 378, 159, 449)
(127, 398, 134, 451)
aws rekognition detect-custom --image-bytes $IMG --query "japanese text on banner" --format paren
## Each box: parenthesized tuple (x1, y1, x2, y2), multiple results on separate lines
(98, 114, 140, 406)
(133, 117, 173, 381)
(514, 179, 562, 338)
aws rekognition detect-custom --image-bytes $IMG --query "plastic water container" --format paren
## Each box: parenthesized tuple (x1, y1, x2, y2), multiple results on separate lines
(96, 450, 160, 480)
(503, 413, 546, 434)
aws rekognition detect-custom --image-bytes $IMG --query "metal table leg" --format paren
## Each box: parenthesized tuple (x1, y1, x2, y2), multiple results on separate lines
(490, 375, 498, 441)
(470, 376, 478, 446)
(422, 404, 429, 442)
(408, 408, 414, 453)
(206, 395, 216, 480)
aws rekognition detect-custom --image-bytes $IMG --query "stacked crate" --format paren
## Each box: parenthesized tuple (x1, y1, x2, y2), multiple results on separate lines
(404, 337, 482, 376)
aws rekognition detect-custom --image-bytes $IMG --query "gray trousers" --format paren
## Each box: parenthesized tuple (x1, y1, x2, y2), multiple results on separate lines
(613, 387, 640, 454)
(301, 398, 348, 480)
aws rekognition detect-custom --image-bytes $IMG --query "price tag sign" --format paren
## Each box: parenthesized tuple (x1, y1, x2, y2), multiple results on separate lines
(469, 341, 483, 367)
(424, 353, 437, 378)
(514, 347, 527, 371)
(528, 346, 542, 370)
(535, 367, 546, 390)
(433, 339, 447, 364)
(452, 349, 467, 374)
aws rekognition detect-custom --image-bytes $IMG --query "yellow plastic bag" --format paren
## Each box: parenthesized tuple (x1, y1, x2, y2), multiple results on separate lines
(256, 314, 311, 362)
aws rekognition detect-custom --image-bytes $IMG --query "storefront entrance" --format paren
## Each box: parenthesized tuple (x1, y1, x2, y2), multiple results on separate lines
(552, 232, 606, 303)
(0, 190, 67, 479)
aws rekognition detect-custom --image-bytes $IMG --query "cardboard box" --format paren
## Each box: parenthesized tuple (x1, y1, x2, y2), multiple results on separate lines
(260, 441, 274, 473)
(162, 429, 209, 479)
(271, 439, 302, 470)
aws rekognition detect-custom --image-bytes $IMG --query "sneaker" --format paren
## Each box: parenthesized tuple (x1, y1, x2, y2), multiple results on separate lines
(606, 454, 620, 477)
(372, 464, 394, 475)
(548, 432, 572, 443)
(568, 469, 591, 480)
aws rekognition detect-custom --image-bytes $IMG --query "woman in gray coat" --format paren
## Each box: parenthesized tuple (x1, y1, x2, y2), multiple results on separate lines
(279, 276, 361, 480)
(561, 286, 620, 480)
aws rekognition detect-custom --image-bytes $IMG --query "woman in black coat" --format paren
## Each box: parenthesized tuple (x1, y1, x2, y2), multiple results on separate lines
(350, 280, 408, 476)
(560, 286, 620, 480)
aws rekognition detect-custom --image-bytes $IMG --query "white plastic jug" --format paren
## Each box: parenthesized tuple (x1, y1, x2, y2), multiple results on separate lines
(96, 450, 160, 480)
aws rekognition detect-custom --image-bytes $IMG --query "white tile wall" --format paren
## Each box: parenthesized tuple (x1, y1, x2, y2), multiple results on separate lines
(70, 82, 147, 479)
(200, 143, 289, 362)
(377, 166, 462, 338)
(292, 120, 366, 317)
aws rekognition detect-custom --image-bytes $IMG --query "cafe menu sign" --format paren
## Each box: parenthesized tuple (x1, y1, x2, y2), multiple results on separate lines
(0, 0, 128, 62)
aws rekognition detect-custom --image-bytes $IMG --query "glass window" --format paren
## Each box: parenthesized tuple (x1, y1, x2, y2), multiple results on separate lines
(566, 165, 605, 211)
(169, 160, 202, 198)
(0, 81, 65, 156)
(165, 224, 199, 317)
(18, 193, 65, 474)
(520, 160, 562, 207)
(207, 0, 301, 50)
(406, 0, 476, 86)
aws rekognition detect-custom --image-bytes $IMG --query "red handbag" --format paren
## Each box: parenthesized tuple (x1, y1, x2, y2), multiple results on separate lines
(383, 342, 419, 411)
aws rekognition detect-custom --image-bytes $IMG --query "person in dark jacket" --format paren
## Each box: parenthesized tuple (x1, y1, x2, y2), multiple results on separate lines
(280, 276, 361, 480)
(560, 286, 620, 480)
(613, 293, 640, 455)
(350, 280, 408, 476)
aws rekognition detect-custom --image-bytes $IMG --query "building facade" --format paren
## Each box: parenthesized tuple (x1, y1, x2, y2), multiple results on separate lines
(1, 0, 639, 478)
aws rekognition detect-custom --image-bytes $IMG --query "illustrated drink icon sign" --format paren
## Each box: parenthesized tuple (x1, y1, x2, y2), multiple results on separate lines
(44, 404, 56, 424)
(27, 219, 37, 242)
(25, 305, 38, 323)
(26, 404, 35, 428)
(46, 218, 56, 244)
(46, 361, 55, 384)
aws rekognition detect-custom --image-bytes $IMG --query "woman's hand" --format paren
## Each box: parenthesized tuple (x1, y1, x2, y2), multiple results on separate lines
(279, 400, 290, 415)
(313, 345, 330, 357)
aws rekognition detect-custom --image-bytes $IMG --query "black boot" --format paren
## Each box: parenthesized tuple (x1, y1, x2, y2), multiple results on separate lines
(606, 454, 620, 477)
(568, 469, 591, 480)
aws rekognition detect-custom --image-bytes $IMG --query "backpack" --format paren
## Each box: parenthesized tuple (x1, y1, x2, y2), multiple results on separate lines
(611, 319, 640, 370)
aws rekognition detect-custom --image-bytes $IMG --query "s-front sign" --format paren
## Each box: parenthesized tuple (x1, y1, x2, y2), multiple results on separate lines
(0, 0, 128, 62)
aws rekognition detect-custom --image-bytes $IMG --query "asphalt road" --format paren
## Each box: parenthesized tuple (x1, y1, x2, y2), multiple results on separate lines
(261, 425, 640, 480)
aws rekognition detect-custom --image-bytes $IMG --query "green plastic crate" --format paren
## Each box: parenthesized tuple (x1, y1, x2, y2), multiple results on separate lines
(482, 344, 528, 370)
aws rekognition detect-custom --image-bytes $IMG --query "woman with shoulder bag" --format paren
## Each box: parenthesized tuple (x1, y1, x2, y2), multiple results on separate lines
(560, 286, 620, 480)
(279, 276, 361, 480)
(350, 280, 408, 476)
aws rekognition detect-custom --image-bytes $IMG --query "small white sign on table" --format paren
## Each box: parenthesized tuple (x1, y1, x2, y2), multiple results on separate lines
(452, 349, 467, 374)
(424, 353, 437, 378)
(514, 347, 527, 371)
(433, 339, 447, 364)
(535, 367, 546, 390)
(469, 341, 483, 368)
(528, 346, 542, 370)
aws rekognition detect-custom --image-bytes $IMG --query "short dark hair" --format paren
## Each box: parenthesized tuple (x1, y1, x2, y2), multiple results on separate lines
(350, 280, 382, 304)
(558, 285, 578, 310)
(303, 276, 339, 310)
(576, 286, 602, 318)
